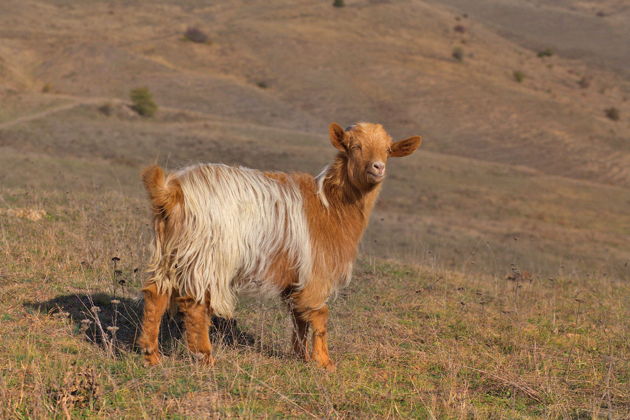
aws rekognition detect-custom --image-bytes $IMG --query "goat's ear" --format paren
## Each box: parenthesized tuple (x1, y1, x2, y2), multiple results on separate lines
(329, 123, 348, 152)
(390, 136, 422, 157)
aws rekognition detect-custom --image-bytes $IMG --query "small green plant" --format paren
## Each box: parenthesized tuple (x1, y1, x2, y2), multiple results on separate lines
(605, 107, 620, 121)
(256, 81, 269, 89)
(42, 83, 53, 93)
(130, 87, 157, 117)
(184, 27, 209, 44)
(513, 71, 525, 83)
(537, 48, 554, 58)
(452, 47, 464, 62)
(333, 0, 345, 7)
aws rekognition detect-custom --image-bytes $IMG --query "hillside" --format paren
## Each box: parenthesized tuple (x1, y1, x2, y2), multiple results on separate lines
(0, 0, 629, 418)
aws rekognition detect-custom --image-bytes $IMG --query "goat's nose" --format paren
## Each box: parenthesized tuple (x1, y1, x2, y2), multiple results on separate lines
(371, 161, 385, 175)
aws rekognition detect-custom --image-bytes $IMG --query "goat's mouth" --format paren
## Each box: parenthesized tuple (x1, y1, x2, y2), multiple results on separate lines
(366, 170, 385, 183)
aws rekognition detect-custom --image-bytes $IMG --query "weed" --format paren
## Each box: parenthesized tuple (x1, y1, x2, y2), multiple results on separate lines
(333, 0, 345, 8)
(454, 24, 466, 33)
(537, 48, 554, 58)
(130, 87, 158, 117)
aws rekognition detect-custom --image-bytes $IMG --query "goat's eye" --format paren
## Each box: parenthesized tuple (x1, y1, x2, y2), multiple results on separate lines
(351, 144, 362, 151)
(387, 147, 392, 154)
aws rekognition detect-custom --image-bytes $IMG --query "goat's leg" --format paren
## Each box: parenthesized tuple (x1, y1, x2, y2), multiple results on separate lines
(177, 296, 214, 366)
(308, 305, 336, 372)
(290, 309, 309, 360)
(138, 282, 169, 365)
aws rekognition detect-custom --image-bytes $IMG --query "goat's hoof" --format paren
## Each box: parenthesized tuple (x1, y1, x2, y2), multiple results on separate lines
(314, 358, 336, 372)
(193, 353, 215, 367)
(143, 352, 160, 366)
(201, 355, 216, 367)
(323, 361, 336, 372)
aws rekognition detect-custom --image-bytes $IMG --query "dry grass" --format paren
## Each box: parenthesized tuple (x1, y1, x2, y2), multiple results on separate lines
(0, 154, 628, 418)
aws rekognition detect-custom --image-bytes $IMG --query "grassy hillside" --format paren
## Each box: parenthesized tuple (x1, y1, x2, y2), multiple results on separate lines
(1, 0, 630, 418)
(1, 200, 629, 417)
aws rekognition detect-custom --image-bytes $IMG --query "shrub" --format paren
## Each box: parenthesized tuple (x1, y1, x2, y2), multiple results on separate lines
(184, 27, 209, 44)
(98, 103, 113, 116)
(452, 47, 464, 62)
(513, 71, 525, 83)
(605, 107, 620, 121)
(256, 81, 269, 89)
(578, 76, 591, 89)
(130, 88, 157, 117)
(333, 0, 345, 7)
(453, 25, 466, 33)
(537, 48, 553, 58)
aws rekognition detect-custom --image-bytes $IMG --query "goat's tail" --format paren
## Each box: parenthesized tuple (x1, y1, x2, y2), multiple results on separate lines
(141, 165, 183, 216)
(142, 165, 182, 299)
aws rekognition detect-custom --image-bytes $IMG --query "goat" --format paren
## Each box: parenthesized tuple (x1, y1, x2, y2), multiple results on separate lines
(138, 122, 422, 371)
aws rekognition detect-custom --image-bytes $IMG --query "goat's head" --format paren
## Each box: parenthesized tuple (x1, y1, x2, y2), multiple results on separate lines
(328, 122, 422, 190)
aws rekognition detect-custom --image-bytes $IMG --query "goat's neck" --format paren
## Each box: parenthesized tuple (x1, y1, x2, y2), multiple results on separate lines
(321, 155, 382, 227)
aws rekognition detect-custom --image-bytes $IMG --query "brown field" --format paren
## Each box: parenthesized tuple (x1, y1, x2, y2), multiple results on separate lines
(1, 0, 629, 418)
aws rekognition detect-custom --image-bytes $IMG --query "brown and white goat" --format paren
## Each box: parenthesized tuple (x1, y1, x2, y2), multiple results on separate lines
(138, 122, 421, 371)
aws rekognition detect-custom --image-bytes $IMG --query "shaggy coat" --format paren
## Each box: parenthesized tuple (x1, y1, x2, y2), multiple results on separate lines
(138, 122, 422, 370)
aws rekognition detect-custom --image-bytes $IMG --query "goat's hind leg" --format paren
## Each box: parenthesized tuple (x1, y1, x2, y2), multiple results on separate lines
(290, 309, 309, 360)
(177, 295, 215, 366)
(138, 282, 169, 365)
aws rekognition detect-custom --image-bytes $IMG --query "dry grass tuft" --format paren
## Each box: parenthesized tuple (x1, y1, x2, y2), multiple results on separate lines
(54, 364, 101, 419)
(0, 207, 46, 221)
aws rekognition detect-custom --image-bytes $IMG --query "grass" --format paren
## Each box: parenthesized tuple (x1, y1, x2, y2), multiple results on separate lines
(0, 153, 628, 418)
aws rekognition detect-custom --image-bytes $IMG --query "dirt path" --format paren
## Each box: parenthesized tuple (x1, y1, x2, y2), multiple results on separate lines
(0, 96, 105, 131)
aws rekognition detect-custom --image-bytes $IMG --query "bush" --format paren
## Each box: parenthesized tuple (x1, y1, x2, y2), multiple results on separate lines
(98, 103, 113, 116)
(513, 71, 525, 83)
(452, 47, 464, 62)
(605, 107, 620, 121)
(333, 0, 345, 7)
(453, 24, 466, 33)
(184, 27, 209, 44)
(578, 76, 591, 89)
(537, 48, 554, 58)
(130, 88, 157, 117)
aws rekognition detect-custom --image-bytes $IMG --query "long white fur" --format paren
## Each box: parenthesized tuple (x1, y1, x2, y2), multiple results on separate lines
(149, 164, 312, 318)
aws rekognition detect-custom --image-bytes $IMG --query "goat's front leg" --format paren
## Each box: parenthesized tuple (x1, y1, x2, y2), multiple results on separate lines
(308, 305, 336, 372)
(290, 309, 309, 360)
(138, 282, 169, 365)
(177, 296, 215, 366)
